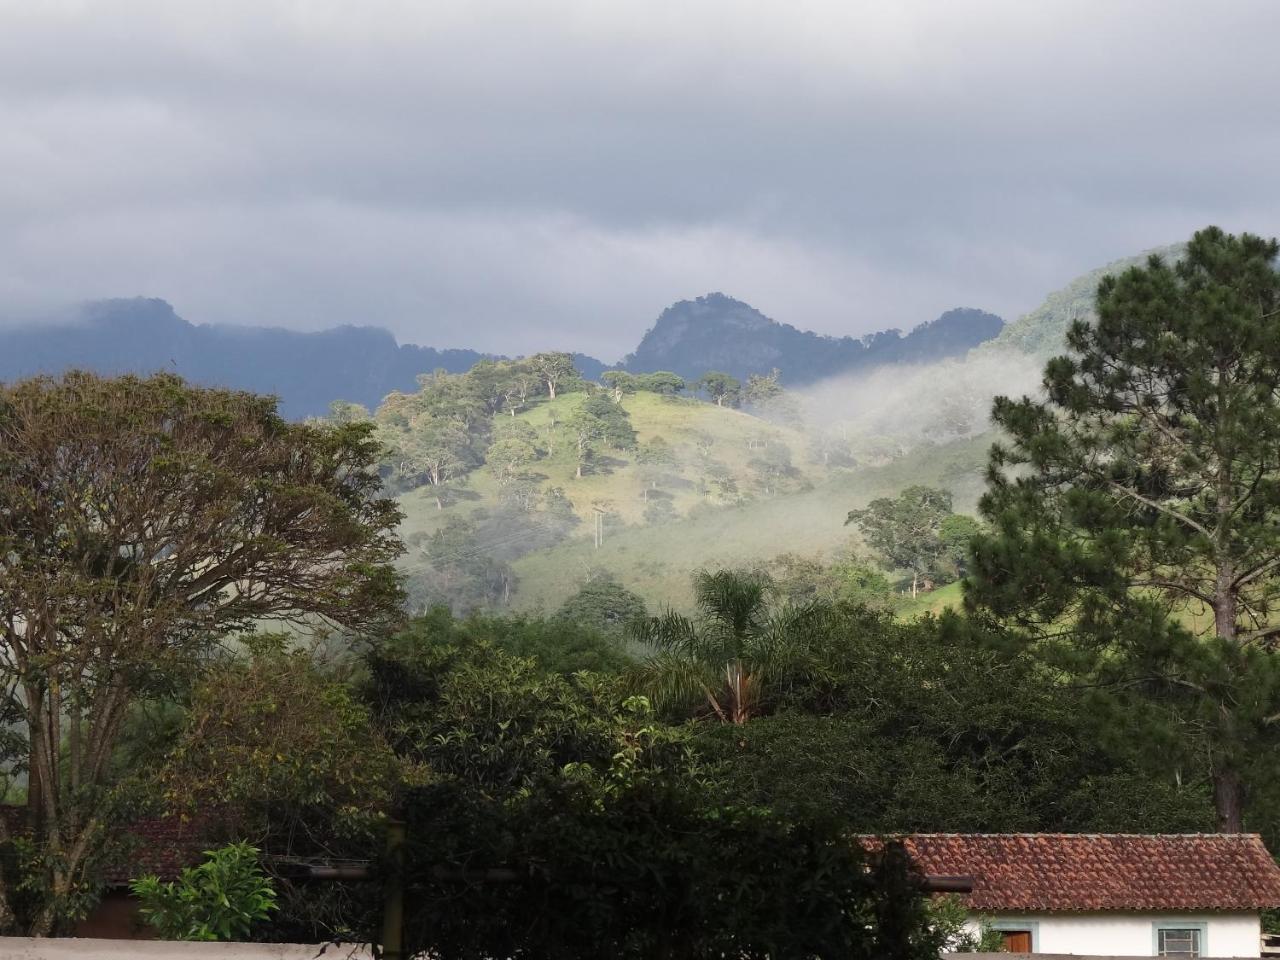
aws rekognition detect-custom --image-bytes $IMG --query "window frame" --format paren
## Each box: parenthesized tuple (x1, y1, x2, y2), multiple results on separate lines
(989, 919, 1039, 952)
(1152, 920, 1207, 957)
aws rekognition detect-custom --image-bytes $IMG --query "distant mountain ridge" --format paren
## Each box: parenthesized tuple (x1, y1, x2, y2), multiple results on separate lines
(0, 298, 607, 419)
(0, 294, 1004, 418)
(624, 293, 1005, 383)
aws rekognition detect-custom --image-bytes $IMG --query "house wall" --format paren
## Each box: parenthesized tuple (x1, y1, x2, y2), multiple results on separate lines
(72, 891, 151, 940)
(964, 911, 1260, 957)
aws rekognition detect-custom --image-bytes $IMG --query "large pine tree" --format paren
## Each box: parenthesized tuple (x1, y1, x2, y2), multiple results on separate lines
(966, 227, 1280, 832)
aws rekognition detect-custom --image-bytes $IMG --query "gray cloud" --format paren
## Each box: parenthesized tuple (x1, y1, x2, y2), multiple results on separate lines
(1, 0, 1277, 359)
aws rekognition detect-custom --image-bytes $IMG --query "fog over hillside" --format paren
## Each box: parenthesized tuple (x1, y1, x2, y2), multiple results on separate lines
(795, 347, 1044, 456)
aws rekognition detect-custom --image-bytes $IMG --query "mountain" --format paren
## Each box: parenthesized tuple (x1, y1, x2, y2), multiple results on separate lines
(0, 298, 608, 419)
(992, 244, 1185, 358)
(0, 293, 1001, 419)
(623, 292, 1004, 383)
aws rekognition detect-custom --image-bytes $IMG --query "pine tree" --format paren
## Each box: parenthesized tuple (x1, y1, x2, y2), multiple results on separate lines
(966, 226, 1280, 832)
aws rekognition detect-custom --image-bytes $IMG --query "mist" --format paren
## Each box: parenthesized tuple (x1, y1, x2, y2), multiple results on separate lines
(794, 346, 1045, 459)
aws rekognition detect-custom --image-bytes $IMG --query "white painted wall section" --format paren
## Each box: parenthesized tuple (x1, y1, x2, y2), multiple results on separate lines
(964, 911, 1260, 957)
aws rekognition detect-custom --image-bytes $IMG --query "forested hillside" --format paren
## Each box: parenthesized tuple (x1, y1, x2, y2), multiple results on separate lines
(375, 242, 1193, 615)
(362, 348, 992, 615)
(991, 243, 1183, 357)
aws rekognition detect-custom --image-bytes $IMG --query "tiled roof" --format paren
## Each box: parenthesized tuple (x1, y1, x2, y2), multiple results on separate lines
(0, 807, 209, 886)
(105, 816, 212, 885)
(878, 833, 1280, 912)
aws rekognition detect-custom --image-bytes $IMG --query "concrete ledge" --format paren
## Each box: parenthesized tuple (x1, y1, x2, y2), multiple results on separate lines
(0, 939, 373, 959)
(944, 955, 1259, 959)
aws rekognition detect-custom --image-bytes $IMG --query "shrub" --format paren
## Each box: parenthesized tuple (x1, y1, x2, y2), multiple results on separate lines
(130, 842, 276, 941)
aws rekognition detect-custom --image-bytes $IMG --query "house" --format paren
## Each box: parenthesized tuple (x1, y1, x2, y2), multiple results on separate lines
(897, 833, 1280, 957)
(0, 806, 211, 938)
(76, 815, 211, 939)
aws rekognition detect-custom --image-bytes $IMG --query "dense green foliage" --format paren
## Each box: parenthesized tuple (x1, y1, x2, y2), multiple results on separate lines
(848, 486, 979, 596)
(160, 638, 399, 853)
(631, 570, 829, 724)
(131, 844, 277, 942)
(11, 230, 1280, 953)
(0, 371, 402, 935)
(969, 227, 1280, 833)
(366, 617, 948, 960)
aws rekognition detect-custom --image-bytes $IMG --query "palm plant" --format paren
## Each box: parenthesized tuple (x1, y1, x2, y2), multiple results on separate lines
(629, 570, 825, 723)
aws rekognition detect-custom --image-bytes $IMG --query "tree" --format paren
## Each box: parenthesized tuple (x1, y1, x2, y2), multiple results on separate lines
(630, 570, 824, 724)
(159, 638, 399, 943)
(743, 369, 802, 426)
(159, 637, 399, 856)
(556, 573, 648, 636)
(375, 370, 488, 502)
(601, 370, 639, 402)
(937, 514, 982, 582)
(966, 227, 1280, 833)
(743, 369, 783, 407)
(325, 399, 371, 424)
(486, 418, 541, 487)
(529, 352, 578, 400)
(367, 632, 944, 960)
(635, 438, 676, 502)
(0, 371, 403, 934)
(643, 498, 679, 525)
(696, 371, 741, 408)
(414, 516, 517, 612)
(389, 415, 474, 508)
(748, 441, 795, 497)
(637, 371, 687, 396)
(810, 427, 855, 467)
(695, 610, 1210, 838)
(505, 360, 542, 414)
(565, 395, 637, 478)
(462, 359, 517, 417)
(847, 486, 953, 597)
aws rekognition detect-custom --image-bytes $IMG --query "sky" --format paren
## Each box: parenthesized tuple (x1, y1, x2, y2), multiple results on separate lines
(1, 0, 1277, 361)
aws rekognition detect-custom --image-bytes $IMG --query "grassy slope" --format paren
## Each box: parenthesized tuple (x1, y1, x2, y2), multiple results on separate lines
(508, 434, 991, 614)
(395, 391, 994, 613)
(399, 392, 816, 539)
(894, 581, 966, 620)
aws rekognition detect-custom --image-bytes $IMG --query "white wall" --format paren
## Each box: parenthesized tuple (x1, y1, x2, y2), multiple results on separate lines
(0, 939, 372, 960)
(964, 911, 1260, 957)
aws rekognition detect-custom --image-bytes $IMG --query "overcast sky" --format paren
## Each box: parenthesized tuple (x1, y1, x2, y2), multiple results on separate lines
(1, 1, 1277, 360)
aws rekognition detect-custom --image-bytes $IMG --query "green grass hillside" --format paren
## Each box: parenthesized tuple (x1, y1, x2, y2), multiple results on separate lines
(508, 439, 988, 613)
(395, 389, 992, 612)
(400, 391, 818, 537)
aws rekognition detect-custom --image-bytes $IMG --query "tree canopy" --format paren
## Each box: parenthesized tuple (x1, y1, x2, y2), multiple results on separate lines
(847, 486, 958, 597)
(0, 371, 403, 934)
(967, 226, 1280, 832)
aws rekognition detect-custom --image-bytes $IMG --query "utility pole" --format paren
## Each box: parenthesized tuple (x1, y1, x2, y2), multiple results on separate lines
(592, 506, 605, 549)
(381, 819, 406, 960)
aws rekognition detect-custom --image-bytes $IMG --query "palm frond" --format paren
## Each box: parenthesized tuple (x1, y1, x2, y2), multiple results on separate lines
(629, 651, 724, 719)
(628, 608, 701, 655)
(694, 569, 770, 643)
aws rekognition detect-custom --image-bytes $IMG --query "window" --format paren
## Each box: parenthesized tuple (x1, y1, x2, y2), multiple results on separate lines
(1155, 923, 1205, 957)
(990, 920, 1038, 952)
(999, 929, 1033, 951)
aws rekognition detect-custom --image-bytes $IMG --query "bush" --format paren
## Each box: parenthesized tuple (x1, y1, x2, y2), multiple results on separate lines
(130, 843, 276, 941)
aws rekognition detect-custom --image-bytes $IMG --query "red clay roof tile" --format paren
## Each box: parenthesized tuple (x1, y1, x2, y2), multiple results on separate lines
(873, 833, 1280, 912)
